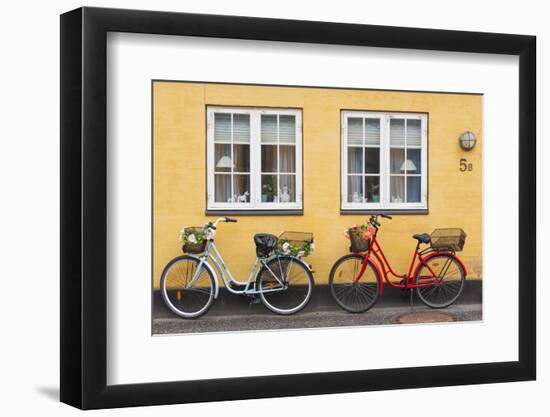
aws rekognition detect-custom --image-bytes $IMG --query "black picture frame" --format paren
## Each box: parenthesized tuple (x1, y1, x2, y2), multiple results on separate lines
(60, 6, 536, 410)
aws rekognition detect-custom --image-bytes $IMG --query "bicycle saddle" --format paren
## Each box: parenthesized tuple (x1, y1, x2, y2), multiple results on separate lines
(412, 233, 431, 244)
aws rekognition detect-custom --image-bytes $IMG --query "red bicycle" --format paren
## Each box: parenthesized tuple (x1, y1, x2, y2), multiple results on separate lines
(329, 214, 467, 313)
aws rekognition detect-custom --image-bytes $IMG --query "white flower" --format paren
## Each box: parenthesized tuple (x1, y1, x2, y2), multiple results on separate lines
(310, 241, 315, 250)
(188, 234, 197, 244)
(206, 228, 216, 240)
(282, 242, 290, 251)
(298, 251, 305, 257)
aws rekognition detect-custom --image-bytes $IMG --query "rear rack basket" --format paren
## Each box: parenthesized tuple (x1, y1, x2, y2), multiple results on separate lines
(430, 228, 467, 252)
(276, 231, 314, 257)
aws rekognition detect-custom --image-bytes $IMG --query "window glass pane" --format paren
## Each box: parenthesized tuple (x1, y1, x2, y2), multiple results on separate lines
(214, 174, 231, 202)
(279, 175, 296, 202)
(347, 176, 363, 203)
(261, 145, 278, 172)
(390, 119, 405, 146)
(347, 117, 363, 146)
(407, 119, 421, 147)
(261, 115, 278, 144)
(347, 147, 363, 174)
(233, 114, 250, 143)
(214, 144, 232, 172)
(407, 176, 421, 202)
(390, 176, 405, 203)
(279, 145, 296, 173)
(233, 144, 250, 172)
(365, 176, 380, 203)
(261, 175, 278, 202)
(279, 115, 296, 144)
(233, 175, 250, 203)
(365, 148, 380, 174)
(406, 148, 421, 174)
(390, 148, 405, 173)
(214, 113, 232, 143)
(365, 118, 380, 145)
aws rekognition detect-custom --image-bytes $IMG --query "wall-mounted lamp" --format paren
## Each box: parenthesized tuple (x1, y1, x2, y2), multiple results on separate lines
(459, 131, 477, 151)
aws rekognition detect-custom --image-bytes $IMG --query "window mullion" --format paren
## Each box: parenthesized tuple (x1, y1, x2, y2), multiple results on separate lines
(404, 118, 408, 203)
(230, 113, 234, 202)
(384, 115, 390, 207)
(251, 111, 261, 208)
(277, 114, 280, 203)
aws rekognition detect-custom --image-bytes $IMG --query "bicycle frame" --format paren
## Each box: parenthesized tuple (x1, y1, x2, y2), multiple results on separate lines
(189, 240, 294, 298)
(354, 231, 467, 295)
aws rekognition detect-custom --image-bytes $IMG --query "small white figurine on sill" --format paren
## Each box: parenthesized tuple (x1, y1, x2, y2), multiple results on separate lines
(280, 186, 291, 203)
(352, 192, 362, 203)
(391, 195, 403, 203)
(236, 191, 249, 203)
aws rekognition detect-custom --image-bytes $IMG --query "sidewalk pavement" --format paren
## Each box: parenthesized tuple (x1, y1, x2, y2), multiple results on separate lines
(152, 280, 482, 335)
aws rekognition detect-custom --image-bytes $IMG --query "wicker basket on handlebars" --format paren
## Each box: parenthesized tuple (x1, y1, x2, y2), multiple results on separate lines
(182, 242, 207, 254)
(181, 226, 208, 254)
(348, 229, 370, 253)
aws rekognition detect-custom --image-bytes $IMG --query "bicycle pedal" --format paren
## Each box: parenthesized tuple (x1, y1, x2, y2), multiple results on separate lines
(249, 297, 262, 305)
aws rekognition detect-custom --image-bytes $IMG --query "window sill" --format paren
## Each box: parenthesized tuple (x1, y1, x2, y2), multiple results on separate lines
(205, 209, 304, 216)
(340, 209, 429, 215)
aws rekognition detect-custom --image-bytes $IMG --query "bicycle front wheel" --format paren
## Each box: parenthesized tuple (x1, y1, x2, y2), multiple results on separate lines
(415, 254, 465, 308)
(258, 256, 314, 315)
(329, 254, 381, 313)
(160, 255, 215, 319)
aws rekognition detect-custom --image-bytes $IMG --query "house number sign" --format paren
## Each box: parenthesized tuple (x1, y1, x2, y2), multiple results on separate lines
(459, 158, 473, 172)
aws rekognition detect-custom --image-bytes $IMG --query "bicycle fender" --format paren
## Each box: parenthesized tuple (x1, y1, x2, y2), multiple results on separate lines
(413, 251, 468, 278)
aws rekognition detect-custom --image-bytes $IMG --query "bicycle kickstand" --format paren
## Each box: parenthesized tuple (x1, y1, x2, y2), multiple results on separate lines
(409, 288, 414, 312)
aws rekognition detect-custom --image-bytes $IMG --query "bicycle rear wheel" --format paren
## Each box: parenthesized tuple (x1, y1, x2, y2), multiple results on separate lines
(160, 255, 215, 319)
(415, 254, 465, 308)
(258, 256, 314, 315)
(329, 254, 381, 313)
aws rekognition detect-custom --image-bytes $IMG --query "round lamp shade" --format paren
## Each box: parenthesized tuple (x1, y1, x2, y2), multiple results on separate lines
(459, 131, 477, 151)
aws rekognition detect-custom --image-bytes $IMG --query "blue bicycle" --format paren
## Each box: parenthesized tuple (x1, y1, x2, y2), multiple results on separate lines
(160, 217, 314, 318)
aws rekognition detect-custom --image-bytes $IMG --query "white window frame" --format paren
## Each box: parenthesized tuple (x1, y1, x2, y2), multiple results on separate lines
(207, 106, 303, 211)
(341, 111, 428, 211)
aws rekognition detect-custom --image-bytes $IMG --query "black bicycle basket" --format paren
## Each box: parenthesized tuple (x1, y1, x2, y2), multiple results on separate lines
(254, 233, 278, 258)
(348, 228, 370, 253)
(430, 228, 467, 252)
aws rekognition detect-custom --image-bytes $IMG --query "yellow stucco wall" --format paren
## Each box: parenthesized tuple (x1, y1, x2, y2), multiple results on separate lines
(153, 82, 482, 288)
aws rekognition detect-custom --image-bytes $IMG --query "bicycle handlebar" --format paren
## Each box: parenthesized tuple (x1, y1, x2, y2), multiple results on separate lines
(368, 213, 392, 227)
(211, 217, 238, 228)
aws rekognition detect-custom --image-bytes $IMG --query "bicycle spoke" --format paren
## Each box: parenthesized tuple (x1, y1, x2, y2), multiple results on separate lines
(161, 257, 214, 318)
(416, 255, 464, 308)
(330, 255, 380, 313)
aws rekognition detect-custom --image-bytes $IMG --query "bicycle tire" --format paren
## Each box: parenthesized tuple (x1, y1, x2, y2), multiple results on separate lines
(257, 256, 314, 315)
(160, 255, 216, 319)
(415, 254, 465, 308)
(329, 253, 381, 313)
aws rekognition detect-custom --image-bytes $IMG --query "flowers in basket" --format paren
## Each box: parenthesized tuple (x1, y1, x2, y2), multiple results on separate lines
(178, 226, 215, 247)
(344, 223, 376, 241)
(275, 239, 315, 258)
